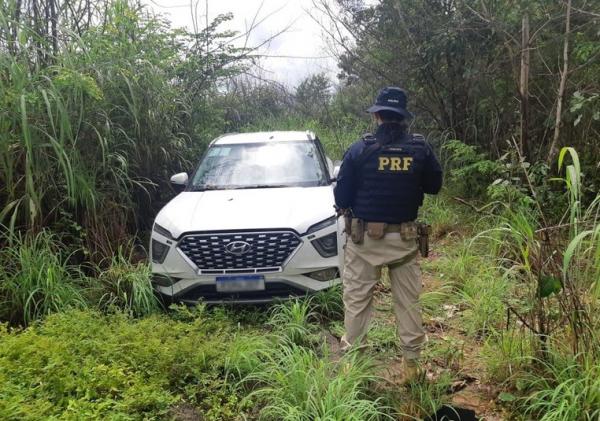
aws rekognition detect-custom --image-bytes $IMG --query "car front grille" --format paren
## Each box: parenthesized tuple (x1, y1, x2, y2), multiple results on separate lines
(177, 230, 302, 274)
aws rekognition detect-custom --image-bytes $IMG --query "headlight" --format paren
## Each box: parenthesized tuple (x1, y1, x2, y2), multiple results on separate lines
(151, 240, 169, 264)
(153, 223, 174, 240)
(311, 232, 338, 258)
(305, 215, 336, 235)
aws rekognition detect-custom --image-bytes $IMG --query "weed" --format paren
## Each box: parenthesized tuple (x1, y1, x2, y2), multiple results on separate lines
(422, 195, 462, 238)
(456, 270, 509, 337)
(390, 371, 453, 419)
(268, 298, 318, 346)
(224, 333, 273, 379)
(94, 245, 161, 317)
(425, 336, 465, 371)
(0, 309, 249, 419)
(368, 318, 398, 351)
(481, 329, 533, 384)
(420, 283, 454, 319)
(311, 284, 344, 322)
(520, 351, 600, 420)
(0, 230, 87, 325)
(243, 342, 390, 420)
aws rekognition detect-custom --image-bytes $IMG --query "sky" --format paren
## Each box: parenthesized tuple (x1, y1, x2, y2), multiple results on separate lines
(143, 0, 341, 87)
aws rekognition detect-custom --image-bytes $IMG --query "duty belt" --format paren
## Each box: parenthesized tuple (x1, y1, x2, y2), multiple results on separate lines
(347, 219, 430, 257)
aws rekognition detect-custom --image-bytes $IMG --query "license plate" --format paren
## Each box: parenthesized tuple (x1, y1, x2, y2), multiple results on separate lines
(215, 275, 265, 292)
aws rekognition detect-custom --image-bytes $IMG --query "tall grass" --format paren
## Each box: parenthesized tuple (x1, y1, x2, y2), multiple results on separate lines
(268, 298, 318, 346)
(0, 1, 241, 260)
(94, 246, 161, 317)
(243, 342, 389, 420)
(521, 350, 600, 420)
(0, 230, 87, 325)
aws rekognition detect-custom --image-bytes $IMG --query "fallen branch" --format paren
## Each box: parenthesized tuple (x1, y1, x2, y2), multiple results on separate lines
(451, 197, 497, 214)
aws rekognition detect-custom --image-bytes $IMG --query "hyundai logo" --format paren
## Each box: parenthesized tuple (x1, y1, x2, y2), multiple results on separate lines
(224, 241, 252, 256)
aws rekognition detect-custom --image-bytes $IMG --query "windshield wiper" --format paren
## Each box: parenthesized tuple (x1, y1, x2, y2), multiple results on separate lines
(234, 184, 291, 189)
(190, 184, 223, 191)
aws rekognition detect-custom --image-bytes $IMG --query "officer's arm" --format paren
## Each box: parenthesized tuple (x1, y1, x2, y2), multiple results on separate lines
(333, 151, 356, 209)
(422, 144, 443, 195)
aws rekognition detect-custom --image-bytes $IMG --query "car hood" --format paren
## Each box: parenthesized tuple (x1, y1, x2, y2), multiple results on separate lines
(155, 186, 336, 239)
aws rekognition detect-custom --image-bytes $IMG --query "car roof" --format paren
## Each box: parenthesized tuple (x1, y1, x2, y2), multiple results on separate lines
(211, 131, 315, 145)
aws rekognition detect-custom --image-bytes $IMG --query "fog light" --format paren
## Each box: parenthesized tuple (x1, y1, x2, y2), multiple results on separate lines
(311, 232, 338, 257)
(152, 239, 169, 263)
(151, 274, 179, 287)
(306, 267, 339, 281)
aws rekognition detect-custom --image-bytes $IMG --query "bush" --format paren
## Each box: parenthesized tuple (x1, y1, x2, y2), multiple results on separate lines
(441, 139, 503, 199)
(0, 309, 255, 420)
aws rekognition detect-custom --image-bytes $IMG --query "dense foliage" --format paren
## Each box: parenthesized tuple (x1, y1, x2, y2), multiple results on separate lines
(0, 0, 246, 255)
(0, 0, 599, 419)
(324, 0, 600, 164)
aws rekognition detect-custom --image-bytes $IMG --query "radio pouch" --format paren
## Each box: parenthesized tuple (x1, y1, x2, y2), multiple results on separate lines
(366, 222, 386, 240)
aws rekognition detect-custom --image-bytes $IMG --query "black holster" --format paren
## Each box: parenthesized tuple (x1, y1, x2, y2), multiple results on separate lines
(417, 222, 431, 257)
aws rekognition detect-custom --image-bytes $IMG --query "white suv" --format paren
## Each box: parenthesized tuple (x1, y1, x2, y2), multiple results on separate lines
(150, 131, 344, 303)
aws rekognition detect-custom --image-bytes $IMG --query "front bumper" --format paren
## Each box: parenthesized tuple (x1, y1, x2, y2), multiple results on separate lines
(151, 226, 344, 303)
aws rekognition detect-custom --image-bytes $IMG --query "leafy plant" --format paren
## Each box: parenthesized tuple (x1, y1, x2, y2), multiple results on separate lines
(0, 309, 255, 420)
(441, 139, 503, 200)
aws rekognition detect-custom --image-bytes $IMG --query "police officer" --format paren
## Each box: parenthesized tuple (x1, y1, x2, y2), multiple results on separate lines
(334, 87, 442, 381)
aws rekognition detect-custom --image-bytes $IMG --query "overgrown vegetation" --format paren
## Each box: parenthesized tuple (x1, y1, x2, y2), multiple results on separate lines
(1, 0, 599, 419)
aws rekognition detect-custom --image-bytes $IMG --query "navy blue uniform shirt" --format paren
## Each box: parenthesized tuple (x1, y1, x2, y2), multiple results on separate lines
(334, 123, 443, 223)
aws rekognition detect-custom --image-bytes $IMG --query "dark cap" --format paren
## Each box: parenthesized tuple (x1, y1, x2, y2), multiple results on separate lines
(366, 87, 413, 119)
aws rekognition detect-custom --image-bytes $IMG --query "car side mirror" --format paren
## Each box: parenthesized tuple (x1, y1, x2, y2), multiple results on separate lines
(170, 172, 188, 186)
(332, 161, 342, 180)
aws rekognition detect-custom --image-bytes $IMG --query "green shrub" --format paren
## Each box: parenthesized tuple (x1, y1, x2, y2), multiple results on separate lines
(441, 139, 503, 199)
(481, 329, 534, 383)
(0, 230, 87, 325)
(0, 309, 254, 420)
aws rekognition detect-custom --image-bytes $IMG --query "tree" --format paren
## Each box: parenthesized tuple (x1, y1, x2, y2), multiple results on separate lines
(294, 73, 332, 119)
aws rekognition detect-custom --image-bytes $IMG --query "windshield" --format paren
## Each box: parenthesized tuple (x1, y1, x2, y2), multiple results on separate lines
(190, 141, 328, 190)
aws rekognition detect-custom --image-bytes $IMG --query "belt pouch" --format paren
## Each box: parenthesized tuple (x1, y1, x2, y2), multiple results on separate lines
(366, 222, 386, 240)
(400, 223, 418, 241)
(350, 218, 365, 244)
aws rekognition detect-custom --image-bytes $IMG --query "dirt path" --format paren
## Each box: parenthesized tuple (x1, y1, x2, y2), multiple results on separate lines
(325, 249, 509, 420)
(373, 262, 507, 421)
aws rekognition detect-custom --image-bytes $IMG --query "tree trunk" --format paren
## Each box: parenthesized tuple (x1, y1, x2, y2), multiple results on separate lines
(50, 0, 58, 54)
(519, 13, 530, 160)
(547, 0, 572, 166)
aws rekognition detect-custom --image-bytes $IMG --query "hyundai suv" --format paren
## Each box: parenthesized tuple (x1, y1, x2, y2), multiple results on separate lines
(150, 131, 344, 303)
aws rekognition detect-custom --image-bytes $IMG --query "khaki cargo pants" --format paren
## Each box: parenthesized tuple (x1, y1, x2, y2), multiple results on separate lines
(341, 226, 425, 360)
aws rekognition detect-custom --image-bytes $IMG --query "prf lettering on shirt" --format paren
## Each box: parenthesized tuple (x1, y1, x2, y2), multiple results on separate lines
(378, 156, 413, 172)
